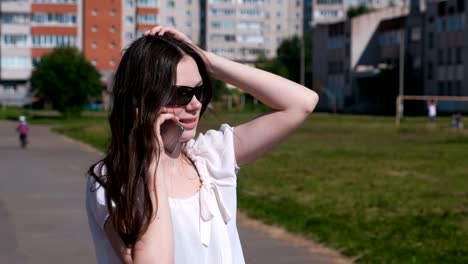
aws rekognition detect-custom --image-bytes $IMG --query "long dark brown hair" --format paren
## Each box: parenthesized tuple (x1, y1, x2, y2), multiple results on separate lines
(88, 35, 212, 248)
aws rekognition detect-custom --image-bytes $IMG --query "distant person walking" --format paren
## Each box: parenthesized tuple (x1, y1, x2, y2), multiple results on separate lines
(17, 115, 29, 148)
(451, 112, 463, 130)
(427, 100, 437, 123)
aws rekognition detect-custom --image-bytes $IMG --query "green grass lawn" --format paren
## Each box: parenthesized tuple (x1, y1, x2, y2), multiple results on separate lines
(5, 108, 467, 263)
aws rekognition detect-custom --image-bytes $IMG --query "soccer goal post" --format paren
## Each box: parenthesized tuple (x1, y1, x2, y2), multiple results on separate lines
(395, 95, 468, 127)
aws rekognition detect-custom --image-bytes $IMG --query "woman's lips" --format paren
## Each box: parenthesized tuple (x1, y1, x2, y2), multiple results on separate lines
(178, 118, 197, 130)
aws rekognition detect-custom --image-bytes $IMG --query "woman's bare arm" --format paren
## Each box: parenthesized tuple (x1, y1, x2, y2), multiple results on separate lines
(203, 52, 319, 166)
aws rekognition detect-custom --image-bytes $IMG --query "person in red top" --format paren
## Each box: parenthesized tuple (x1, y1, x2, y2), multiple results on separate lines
(17, 115, 29, 148)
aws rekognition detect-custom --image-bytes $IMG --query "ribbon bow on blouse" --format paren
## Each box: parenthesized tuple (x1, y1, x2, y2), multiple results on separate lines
(199, 180, 232, 246)
(186, 132, 234, 264)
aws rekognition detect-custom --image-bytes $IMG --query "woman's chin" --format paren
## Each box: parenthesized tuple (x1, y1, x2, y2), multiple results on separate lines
(180, 129, 197, 143)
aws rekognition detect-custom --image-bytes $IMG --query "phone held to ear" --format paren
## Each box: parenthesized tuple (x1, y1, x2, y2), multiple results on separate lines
(160, 120, 184, 154)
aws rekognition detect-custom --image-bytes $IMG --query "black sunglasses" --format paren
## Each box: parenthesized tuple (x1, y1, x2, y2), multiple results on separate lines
(167, 84, 204, 106)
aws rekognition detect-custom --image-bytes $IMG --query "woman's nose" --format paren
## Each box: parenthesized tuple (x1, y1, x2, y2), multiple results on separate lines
(185, 95, 202, 111)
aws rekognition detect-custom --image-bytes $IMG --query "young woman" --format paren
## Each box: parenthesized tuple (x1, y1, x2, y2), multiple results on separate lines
(86, 27, 318, 264)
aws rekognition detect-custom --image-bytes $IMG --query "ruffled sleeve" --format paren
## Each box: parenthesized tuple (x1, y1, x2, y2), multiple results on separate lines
(185, 124, 239, 250)
(186, 123, 239, 187)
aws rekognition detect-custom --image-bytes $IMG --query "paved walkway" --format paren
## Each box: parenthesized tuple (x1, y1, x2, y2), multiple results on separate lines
(0, 121, 349, 264)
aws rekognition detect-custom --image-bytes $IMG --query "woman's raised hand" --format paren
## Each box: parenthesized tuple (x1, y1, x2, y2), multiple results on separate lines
(144, 26, 195, 46)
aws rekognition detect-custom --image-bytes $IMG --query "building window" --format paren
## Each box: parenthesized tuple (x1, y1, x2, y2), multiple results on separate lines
(438, 81, 445, 95)
(32, 35, 76, 47)
(126, 16, 134, 24)
(456, 47, 463, 64)
(137, 14, 157, 24)
(91, 42, 97, 49)
(137, 0, 158, 7)
(110, 8, 116, 16)
(109, 42, 116, 49)
(91, 25, 98, 32)
(92, 8, 98, 16)
(109, 59, 116, 66)
(447, 48, 453, 65)
(428, 62, 433, 80)
(438, 1, 446, 16)
(2, 34, 28, 46)
(0, 13, 29, 24)
(125, 32, 134, 41)
(1, 56, 30, 70)
(458, 0, 465, 12)
(126, 0, 133, 7)
(32, 13, 77, 25)
(438, 49, 444, 65)
(168, 0, 175, 8)
(455, 81, 462, 95)
(92, 59, 98, 66)
(447, 81, 453, 95)
(110, 25, 116, 33)
(428, 32, 434, 49)
(410, 27, 421, 42)
(167, 16, 176, 26)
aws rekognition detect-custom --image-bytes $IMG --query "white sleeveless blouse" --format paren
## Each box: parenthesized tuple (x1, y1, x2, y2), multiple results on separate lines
(86, 124, 245, 264)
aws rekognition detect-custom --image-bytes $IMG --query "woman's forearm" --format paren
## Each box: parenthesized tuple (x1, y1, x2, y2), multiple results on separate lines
(203, 51, 318, 113)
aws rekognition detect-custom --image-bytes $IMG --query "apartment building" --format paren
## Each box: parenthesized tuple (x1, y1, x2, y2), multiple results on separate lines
(157, 0, 202, 46)
(312, 7, 412, 113)
(1, 0, 33, 105)
(206, 0, 303, 63)
(424, 0, 466, 112)
(313, 0, 468, 114)
(0, 0, 162, 106)
(304, 0, 406, 29)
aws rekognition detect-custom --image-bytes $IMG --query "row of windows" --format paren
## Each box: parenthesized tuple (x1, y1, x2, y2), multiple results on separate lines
(437, 81, 464, 96)
(32, 13, 76, 25)
(91, 58, 117, 67)
(90, 41, 116, 49)
(166, 17, 192, 27)
(1, 56, 30, 70)
(2, 34, 28, 46)
(427, 64, 464, 81)
(316, 9, 343, 19)
(378, 30, 401, 46)
(0, 55, 118, 71)
(137, 14, 158, 24)
(32, 35, 76, 47)
(1, 13, 29, 24)
(437, 0, 464, 16)
(32, 0, 76, 3)
(210, 0, 293, 4)
(136, 0, 158, 7)
(91, 8, 117, 17)
(210, 47, 269, 56)
(210, 8, 262, 17)
(437, 47, 463, 65)
(209, 34, 264, 43)
(327, 36, 346, 49)
(90, 25, 117, 33)
(211, 21, 263, 30)
(328, 61, 344, 74)
(317, 0, 342, 5)
(435, 15, 464, 33)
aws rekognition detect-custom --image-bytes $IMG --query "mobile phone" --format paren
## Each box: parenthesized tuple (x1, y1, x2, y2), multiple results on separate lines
(160, 120, 184, 154)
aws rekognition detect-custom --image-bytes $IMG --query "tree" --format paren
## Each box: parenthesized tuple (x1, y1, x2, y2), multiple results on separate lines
(255, 54, 289, 78)
(31, 47, 102, 117)
(256, 35, 313, 88)
(347, 5, 373, 18)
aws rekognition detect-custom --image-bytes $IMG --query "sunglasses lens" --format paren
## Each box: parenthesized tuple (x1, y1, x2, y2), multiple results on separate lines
(168, 85, 204, 106)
